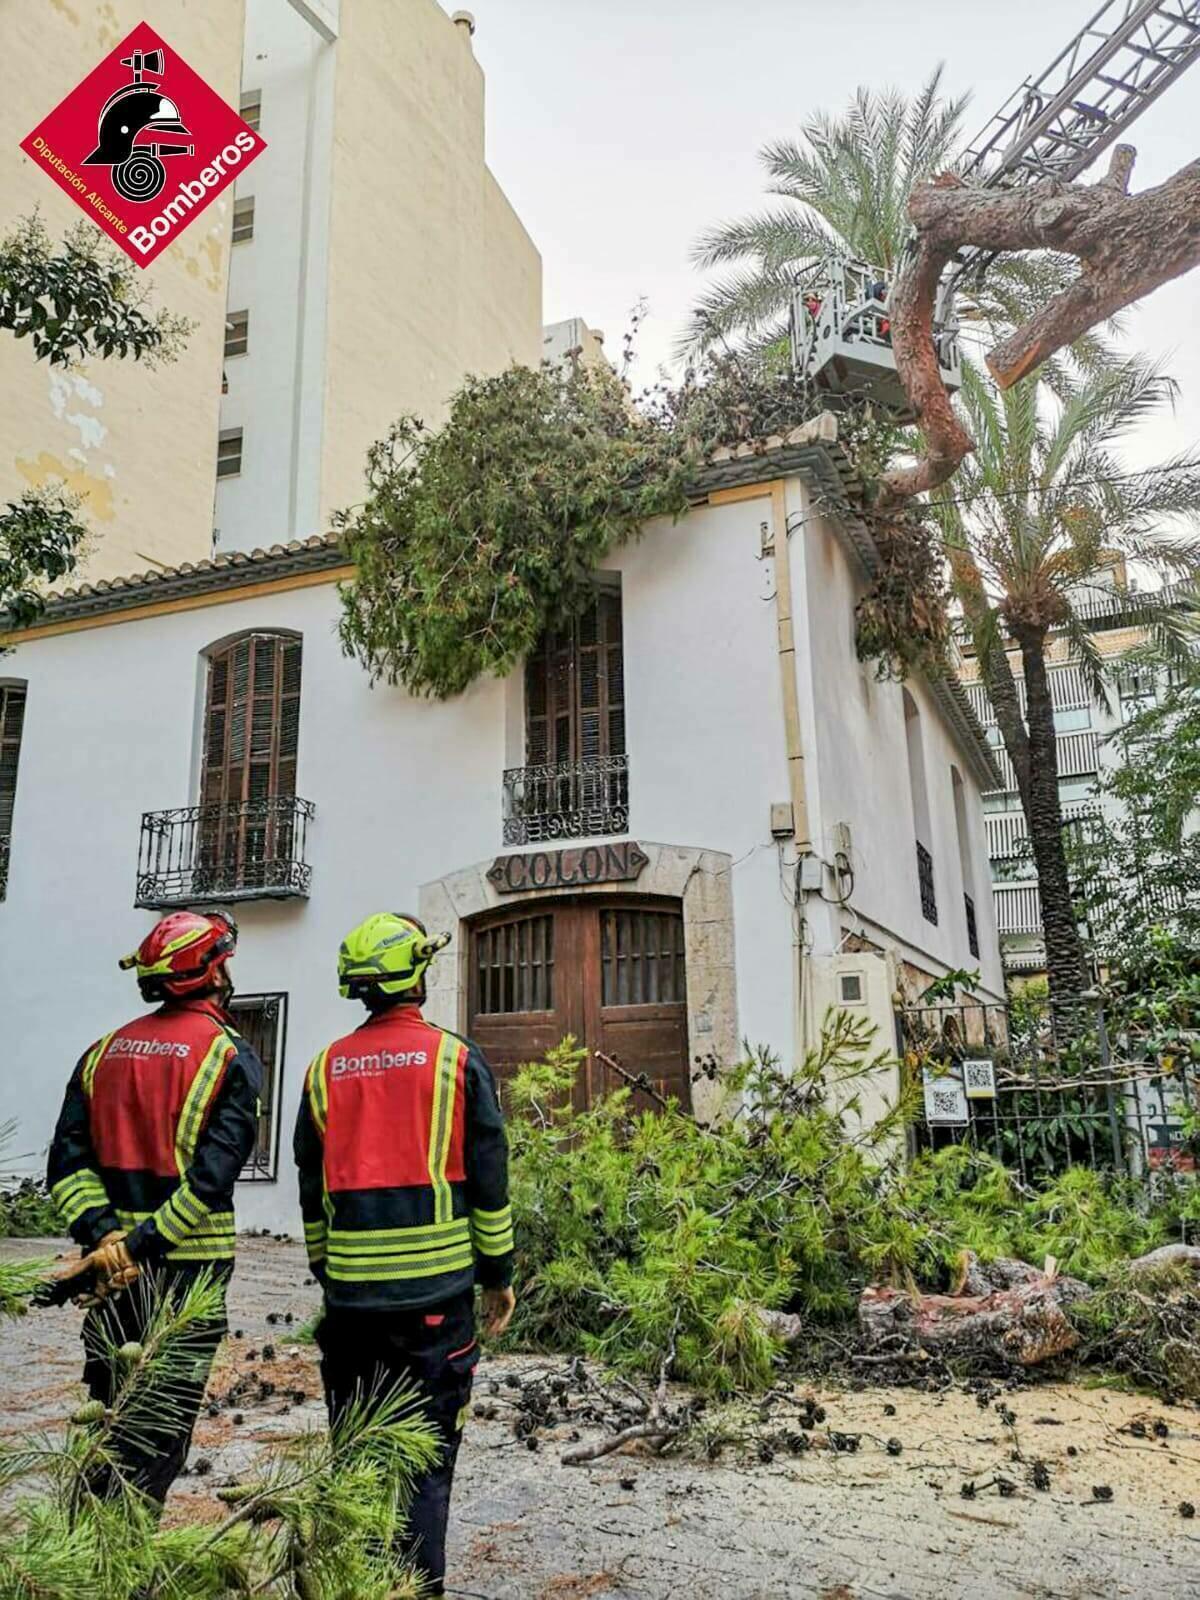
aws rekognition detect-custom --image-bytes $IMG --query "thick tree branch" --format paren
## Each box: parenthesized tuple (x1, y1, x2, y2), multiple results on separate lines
(886, 147, 1200, 501)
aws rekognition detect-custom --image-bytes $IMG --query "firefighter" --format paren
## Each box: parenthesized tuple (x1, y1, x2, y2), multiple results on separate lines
(294, 912, 515, 1597)
(46, 910, 264, 1504)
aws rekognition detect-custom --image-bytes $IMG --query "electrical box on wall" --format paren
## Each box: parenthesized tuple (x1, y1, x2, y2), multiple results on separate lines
(809, 950, 902, 1152)
(798, 854, 823, 892)
(770, 802, 794, 839)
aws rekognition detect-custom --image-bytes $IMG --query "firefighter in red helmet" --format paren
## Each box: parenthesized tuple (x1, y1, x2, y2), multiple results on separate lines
(46, 910, 264, 1505)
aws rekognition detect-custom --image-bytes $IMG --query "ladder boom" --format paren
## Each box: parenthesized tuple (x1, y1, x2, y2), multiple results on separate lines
(962, 0, 1200, 188)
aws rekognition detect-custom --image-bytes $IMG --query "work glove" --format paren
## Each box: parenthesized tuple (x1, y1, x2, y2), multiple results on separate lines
(480, 1284, 516, 1339)
(54, 1230, 140, 1306)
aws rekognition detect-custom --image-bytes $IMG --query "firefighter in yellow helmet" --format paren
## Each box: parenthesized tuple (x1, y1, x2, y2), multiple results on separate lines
(294, 913, 515, 1596)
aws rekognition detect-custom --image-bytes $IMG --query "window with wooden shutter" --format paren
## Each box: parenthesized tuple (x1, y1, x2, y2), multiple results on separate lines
(198, 635, 302, 891)
(525, 589, 624, 766)
(0, 683, 27, 900)
(510, 589, 628, 842)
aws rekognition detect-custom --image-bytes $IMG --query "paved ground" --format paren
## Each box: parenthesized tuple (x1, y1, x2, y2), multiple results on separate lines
(4, 1235, 1200, 1599)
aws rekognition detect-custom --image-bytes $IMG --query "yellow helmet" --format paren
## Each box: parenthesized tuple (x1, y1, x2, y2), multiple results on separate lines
(337, 912, 450, 1000)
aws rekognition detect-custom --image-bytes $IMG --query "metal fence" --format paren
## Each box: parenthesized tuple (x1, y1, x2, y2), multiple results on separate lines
(896, 995, 1198, 1186)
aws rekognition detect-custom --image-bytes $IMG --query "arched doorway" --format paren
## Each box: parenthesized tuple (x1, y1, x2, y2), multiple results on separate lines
(468, 896, 691, 1111)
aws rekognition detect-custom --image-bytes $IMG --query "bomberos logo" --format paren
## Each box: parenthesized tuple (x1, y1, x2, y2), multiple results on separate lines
(21, 21, 266, 268)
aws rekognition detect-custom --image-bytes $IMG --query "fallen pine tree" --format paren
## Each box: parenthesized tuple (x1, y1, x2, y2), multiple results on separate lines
(0, 1264, 439, 1600)
(505, 1024, 1200, 1400)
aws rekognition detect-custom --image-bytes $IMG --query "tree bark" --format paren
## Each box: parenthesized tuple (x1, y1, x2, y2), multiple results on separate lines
(884, 148, 1200, 500)
(1012, 625, 1090, 1010)
(859, 1256, 1091, 1367)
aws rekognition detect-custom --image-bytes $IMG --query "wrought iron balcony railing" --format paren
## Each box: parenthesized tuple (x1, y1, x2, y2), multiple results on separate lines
(917, 840, 938, 925)
(502, 755, 629, 846)
(0, 834, 9, 903)
(964, 891, 980, 959)
(136, 797, 315, 909)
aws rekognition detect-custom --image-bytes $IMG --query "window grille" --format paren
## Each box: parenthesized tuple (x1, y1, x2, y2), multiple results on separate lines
(601, 908, 685, 1006)
(229, 991, 286, 1180)
(0, 684, 26, 902)
(473, 914, 555, 1014)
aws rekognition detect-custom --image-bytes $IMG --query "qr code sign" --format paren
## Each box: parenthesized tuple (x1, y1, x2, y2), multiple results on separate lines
(963, 1059, 997, 1100)
(923, 1071, 969, 1125)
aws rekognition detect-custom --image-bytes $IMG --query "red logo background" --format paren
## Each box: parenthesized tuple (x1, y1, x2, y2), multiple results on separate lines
(20, 21, 265, 268)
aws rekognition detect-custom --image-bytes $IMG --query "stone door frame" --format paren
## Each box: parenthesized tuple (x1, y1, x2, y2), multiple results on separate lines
(419, 841, 737, 1122)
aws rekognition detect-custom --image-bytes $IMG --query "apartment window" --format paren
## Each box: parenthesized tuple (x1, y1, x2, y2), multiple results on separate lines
(239, 90, 262, 133)
(229, 992, 286, 1180)
(232, 196, 255, 244)
(0, 683, 27, 902)
(1053, 706, 1092, 734)
(1059, 778, 1098, 805)
(217, 427, 243, 479)
(225, 309, 249, 359)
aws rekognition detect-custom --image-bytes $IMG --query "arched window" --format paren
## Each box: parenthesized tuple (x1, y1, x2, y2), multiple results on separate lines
(903, 689, 937, 924)
(0, 681, 27, 901)
(200, 632, 302, 810)
(197, 633, 302, 893)
(951, 766, 979, 957)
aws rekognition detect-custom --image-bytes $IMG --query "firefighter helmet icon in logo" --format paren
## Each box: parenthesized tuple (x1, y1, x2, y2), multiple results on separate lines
(81, 46, 194, 203)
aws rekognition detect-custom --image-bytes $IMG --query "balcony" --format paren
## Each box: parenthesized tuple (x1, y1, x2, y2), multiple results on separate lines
(965, 892, 980, 959)
(917, 841, 938, 924)
(136, 797, 314, 909)
(502, 755, 629, 847)
(994, 882, 1043, 935)
(0, 834, 8, 902)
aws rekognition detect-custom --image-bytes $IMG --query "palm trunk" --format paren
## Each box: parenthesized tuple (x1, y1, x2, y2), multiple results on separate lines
(1011, 625, 1089, 1010)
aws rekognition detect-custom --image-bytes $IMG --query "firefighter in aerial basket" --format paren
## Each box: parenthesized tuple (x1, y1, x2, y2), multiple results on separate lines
(294, 913, 515, 1597)
(46, 910, 264, 1504)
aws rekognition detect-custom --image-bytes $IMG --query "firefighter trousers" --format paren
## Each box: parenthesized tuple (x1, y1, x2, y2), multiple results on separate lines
(317, 1291, 479, 1595)
(81, 1267, 226, 1505)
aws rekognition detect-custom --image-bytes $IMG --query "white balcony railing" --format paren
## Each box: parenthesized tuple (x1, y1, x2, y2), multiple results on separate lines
(984, 802, 1099, 861)
(993, 882, 1043, 934)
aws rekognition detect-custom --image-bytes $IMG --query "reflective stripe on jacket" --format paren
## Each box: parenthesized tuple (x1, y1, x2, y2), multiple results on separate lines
(294, 1004, 513, 1312)
(47, 998, 264, 1266)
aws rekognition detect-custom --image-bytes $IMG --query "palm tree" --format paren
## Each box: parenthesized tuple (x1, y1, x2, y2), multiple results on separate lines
(936, 362, 1200, 1007)
(683, 68, 1107, 375)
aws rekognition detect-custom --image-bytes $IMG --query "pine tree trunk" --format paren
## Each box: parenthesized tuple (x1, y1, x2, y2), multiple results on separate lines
(1012, 626, 1089, 1010)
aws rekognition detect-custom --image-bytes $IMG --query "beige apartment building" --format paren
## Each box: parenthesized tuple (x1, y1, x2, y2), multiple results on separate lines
(0, 1, 245, 584)
(1, 0, 543, 580)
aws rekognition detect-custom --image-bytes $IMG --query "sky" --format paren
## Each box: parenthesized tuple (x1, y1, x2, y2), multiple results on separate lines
(459, 0, 1200, 470)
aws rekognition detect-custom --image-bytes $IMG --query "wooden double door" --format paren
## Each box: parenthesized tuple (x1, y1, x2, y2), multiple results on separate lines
(469, 897, 691, 1111)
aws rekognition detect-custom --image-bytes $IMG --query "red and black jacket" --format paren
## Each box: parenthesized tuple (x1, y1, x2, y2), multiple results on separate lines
(293, 1004, 513, 1312)
(47, 998, 264, 1271)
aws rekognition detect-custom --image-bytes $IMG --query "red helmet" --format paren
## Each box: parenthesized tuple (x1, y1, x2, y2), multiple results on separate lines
(119, 911, 236, 998)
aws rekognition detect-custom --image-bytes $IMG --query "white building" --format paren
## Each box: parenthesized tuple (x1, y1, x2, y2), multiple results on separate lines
(0, 420, 1003, 1230)
(215, 0, 542, 555)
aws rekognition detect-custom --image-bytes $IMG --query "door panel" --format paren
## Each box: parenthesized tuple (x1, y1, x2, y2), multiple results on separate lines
(468, 898, 691, 1112)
